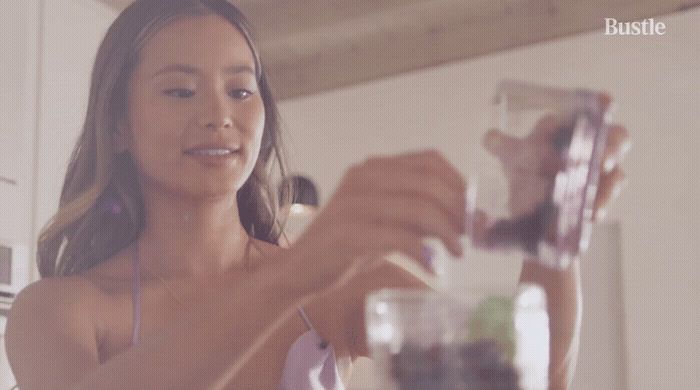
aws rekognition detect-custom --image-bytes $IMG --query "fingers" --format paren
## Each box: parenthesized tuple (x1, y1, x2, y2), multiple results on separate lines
(593, 166, 626, 221)
(488, 114, 630, 179)
(300, 150, 467, 289)
(483, 128, 521, 159)
(531, 114, 566, 139)
(593, 94, 629, 221)
(602, 125, 631, 173)
(360, 150, 466, 193)
(314, 150, 468, 276)
(484, 126, 565, 177)
(345, 150, 467, 243)
(337, 194, 464, 257)
(350, 166, 466, 232)
(483, 106, 630, 226)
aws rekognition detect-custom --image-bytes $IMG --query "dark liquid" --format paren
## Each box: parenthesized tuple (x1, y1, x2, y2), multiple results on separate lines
(390, 340, 521, 390)
(479, 200, 558, 256)
(474, 115, 601, 261)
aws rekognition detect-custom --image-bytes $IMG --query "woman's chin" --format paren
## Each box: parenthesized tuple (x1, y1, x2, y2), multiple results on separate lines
(187, 182, 242, 200)
(146, 180, 240, 202)
(140, 169, 249, 201)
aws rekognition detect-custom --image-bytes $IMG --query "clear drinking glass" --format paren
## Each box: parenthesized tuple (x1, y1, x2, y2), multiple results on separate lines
(465, 80, 613, 269)
(365, 285, 548, 390)
(364, 289, 471, 390)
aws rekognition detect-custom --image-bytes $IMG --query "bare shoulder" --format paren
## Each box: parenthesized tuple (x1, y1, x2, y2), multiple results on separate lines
(6, 274, 105, 345)
(9, 274, 104, 321)
(10, 246, 131, 312)
(5, 275, 104, 388)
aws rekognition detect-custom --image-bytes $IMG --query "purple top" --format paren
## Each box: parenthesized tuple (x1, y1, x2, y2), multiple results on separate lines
(130, 247, 344, 389)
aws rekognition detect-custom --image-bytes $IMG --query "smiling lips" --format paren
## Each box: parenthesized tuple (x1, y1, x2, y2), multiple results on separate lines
(183, 144, 241, 156)
(183, 146, 242, 165)
(184, 148, 238, 156)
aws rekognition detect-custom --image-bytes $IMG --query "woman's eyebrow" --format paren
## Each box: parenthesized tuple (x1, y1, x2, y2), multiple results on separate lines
(150, 63, 256, 78)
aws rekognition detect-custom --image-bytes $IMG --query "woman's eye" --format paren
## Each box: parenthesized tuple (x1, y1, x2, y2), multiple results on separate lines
(163, 88, 195, 98)
(230, 89, 254, 100)
(161, 88, 253, 99)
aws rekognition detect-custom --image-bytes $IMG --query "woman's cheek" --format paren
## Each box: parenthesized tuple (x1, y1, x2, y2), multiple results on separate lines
(248, 96, 265, 135)
(244, 99, 266, 164)
(131, 128, 182, 182)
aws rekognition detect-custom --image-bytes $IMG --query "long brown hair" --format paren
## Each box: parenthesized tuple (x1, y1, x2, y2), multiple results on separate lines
(38, 0, 288, 278)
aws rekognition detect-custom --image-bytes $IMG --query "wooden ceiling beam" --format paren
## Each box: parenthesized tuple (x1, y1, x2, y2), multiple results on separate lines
(237, 0, 427, 40)
(263, 0, 699, 100)
(95, 0, 700, 100)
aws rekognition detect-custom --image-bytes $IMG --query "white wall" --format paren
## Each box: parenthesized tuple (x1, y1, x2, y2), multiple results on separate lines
(573, 223, 627, 390)
(278, 9, 700, 389)
(0, 1, 42, 388)
(32, 0, 117, 280)
(0, 0, 116, 388)
(0, 0, 41, 261)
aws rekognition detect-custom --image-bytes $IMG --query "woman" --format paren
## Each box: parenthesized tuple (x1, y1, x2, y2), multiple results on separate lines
(5, 0, 629, 389)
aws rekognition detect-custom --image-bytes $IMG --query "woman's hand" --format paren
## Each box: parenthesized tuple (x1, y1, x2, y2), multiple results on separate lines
(592, 110, 631, 220)
(288, 150, 467, 293)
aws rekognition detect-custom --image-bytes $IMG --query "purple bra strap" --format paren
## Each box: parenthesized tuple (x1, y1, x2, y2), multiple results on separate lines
(297, 306, 328, 349)
(131, 244, 141, 346)
(280, 307, 343, 389)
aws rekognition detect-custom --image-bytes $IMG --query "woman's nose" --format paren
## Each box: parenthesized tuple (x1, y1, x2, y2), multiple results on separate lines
(197, 89, 233, 130)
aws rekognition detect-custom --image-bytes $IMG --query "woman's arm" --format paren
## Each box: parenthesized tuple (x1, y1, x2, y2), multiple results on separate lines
(512, 97, 627, 390)
(8, 150, 466, 389)
(6, 252, 318, 390)
(519, 259, 582, 390)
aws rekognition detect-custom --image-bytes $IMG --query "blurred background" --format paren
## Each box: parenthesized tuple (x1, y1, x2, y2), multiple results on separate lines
(1, 1, 698, 388)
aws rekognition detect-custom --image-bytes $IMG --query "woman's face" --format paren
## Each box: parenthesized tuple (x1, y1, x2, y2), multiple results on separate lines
(124, 14, 265, 198)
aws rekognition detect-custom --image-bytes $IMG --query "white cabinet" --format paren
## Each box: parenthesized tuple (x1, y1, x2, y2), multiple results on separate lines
(0, 316, 13, 390)
(0, 333, 13, 390)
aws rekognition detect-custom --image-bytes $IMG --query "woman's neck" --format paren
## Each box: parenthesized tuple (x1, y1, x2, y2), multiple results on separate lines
(137, 187, 251, 278)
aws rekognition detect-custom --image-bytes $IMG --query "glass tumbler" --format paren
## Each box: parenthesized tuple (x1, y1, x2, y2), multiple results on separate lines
(465, 80, 613, 269)
(365, 286, 548, 390)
